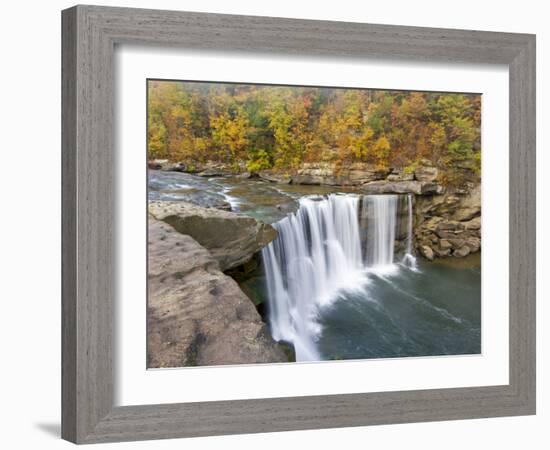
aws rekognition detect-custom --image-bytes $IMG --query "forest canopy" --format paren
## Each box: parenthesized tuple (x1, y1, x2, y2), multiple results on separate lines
(147, 80, 481, 185)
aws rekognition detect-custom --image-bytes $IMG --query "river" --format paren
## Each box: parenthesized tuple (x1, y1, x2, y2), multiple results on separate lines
(149, 169, 481, 362)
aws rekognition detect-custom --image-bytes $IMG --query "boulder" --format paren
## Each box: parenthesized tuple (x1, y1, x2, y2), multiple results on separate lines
(293, 162, 335, 185)
(421, 216, 444, 232)
(416, 193, 458, 216)
(346, 162, 389, 184)
(148, 159, 170, 170)
(148, 159, 204, 173)
(387, 169, 414, 182)
(451, 184, 481, 221)
(292, 162, 388, 186)
(363, 180, 421, 194)
(439, 239, 453, 250)
(197, 168, 227, 177)
(149, 200, 278, 271)
(347, 169, 385, 184)
(414, 165, 439, 182)
(466, 237, 481, 252)
(433, 247, 451, 257)
(235, 171, 254, 179)
(148, 159, 187, 171)
(453, 245, 471, 258)
(464, 216, 481, 231)
(194, 161, 245, 177)
(259, 171, 292, 184)
(147, 217, 288, 368)
(448, 238, 466, 249)
(436, 220, 464, 232)
(415, 183, 479, 219)
(363, 180, 442, 195)
(419, 245, 434, 260)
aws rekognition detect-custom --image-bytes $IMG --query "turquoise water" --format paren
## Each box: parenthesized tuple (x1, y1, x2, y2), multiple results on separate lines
(316, 256, 481, 360)
(149, 169, 481, 360)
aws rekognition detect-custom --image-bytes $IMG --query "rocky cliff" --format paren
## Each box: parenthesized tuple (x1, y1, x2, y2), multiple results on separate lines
(414, 184, 481, 259)
(149, 200, 278, 271)
(147, 216, 288, 368)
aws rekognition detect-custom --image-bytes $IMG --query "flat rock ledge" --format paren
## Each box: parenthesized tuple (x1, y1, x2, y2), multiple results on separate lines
(363, 180, 443, 195)
(149, 159, 445, 193)
(149, 200, 278, 271)
(147, 217, 288, 368)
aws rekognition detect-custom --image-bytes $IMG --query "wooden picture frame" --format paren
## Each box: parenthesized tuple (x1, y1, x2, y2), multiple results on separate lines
(61, 5, 536, 443)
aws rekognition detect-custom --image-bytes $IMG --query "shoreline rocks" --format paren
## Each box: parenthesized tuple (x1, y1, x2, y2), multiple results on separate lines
(147, 217, 288, 368)
(258, 171, 292, 184)
(148, 200, 278, 271)
(414, 185, 481, 259)
(363, 180, 443, 195)
(291, 162, 389, 186)
(148, 159, 481, 261)
(149, 159, 450, 194)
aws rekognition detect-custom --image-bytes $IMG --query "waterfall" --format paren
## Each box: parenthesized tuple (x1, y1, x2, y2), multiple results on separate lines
(363, 195, 398, 268)
(262, 195, 363, 361)
(262, 193, 415, 361)
(402, 194, 418, 269)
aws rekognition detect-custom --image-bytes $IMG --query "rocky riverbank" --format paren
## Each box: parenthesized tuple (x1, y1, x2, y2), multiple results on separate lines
(147, 207, 288, 368)
(149, 200, 277, 271)
(415, 184, 481, 259)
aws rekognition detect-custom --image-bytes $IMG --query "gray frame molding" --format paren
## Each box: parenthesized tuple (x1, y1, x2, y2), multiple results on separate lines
(62, 5, 536, 444)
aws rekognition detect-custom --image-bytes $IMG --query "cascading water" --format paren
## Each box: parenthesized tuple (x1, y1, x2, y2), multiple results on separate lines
(262, 195, 363, 361)
(363, 195, 398, 268)
(262, 193, 416, 361)
(402, 194, 418, 270)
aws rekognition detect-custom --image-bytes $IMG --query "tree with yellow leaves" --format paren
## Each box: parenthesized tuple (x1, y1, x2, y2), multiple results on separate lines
(147, 80, 481, 186)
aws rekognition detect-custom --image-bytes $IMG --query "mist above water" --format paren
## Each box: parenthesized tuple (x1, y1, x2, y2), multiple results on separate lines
(262, 194, 418, 361)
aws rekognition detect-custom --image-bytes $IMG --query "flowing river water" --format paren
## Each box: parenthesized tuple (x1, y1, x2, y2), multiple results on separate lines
(149, 170, 481, 362)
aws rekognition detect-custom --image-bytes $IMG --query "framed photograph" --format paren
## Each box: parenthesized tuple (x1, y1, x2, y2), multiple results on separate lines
(62, 5, 536, 444)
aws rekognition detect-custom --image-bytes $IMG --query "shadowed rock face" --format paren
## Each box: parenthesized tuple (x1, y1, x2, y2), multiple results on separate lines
(363, 180, 443, 195)
(147, 217, 288, 368)
(148, 200, 278, 271)
(414, 184, 481, 259)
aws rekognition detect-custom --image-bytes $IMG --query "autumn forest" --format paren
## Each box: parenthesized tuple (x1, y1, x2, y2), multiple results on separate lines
(147, 80, 481, 186)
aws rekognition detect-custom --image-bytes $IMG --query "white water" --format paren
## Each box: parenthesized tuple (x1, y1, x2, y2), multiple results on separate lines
(402, 194, 418, 270)
(262, 193, 416, 361)
(363, 195, 398, 269)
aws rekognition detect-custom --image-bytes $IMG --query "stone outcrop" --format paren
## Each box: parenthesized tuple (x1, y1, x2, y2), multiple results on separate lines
(291, 162, 388, 186)
(258, 171, 292, 184)
(148, 200, 278, 271)
(151, 158, 451, 195)
(413, 163, 439, 182)
(147, 217, 288, 368)
(363, 180, 443, 195)
(148, 159, 188, 172)
(419, 245, 435, 260)
(266, 160, 444, 190)
(414, 184, 481, 258)
(286, 159, 449, 194)
(148, 159, 246, 176)
(387, 169, 414, 182)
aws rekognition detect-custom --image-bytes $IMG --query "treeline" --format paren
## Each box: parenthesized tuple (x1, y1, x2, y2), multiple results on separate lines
(148, 80, 481, 185)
